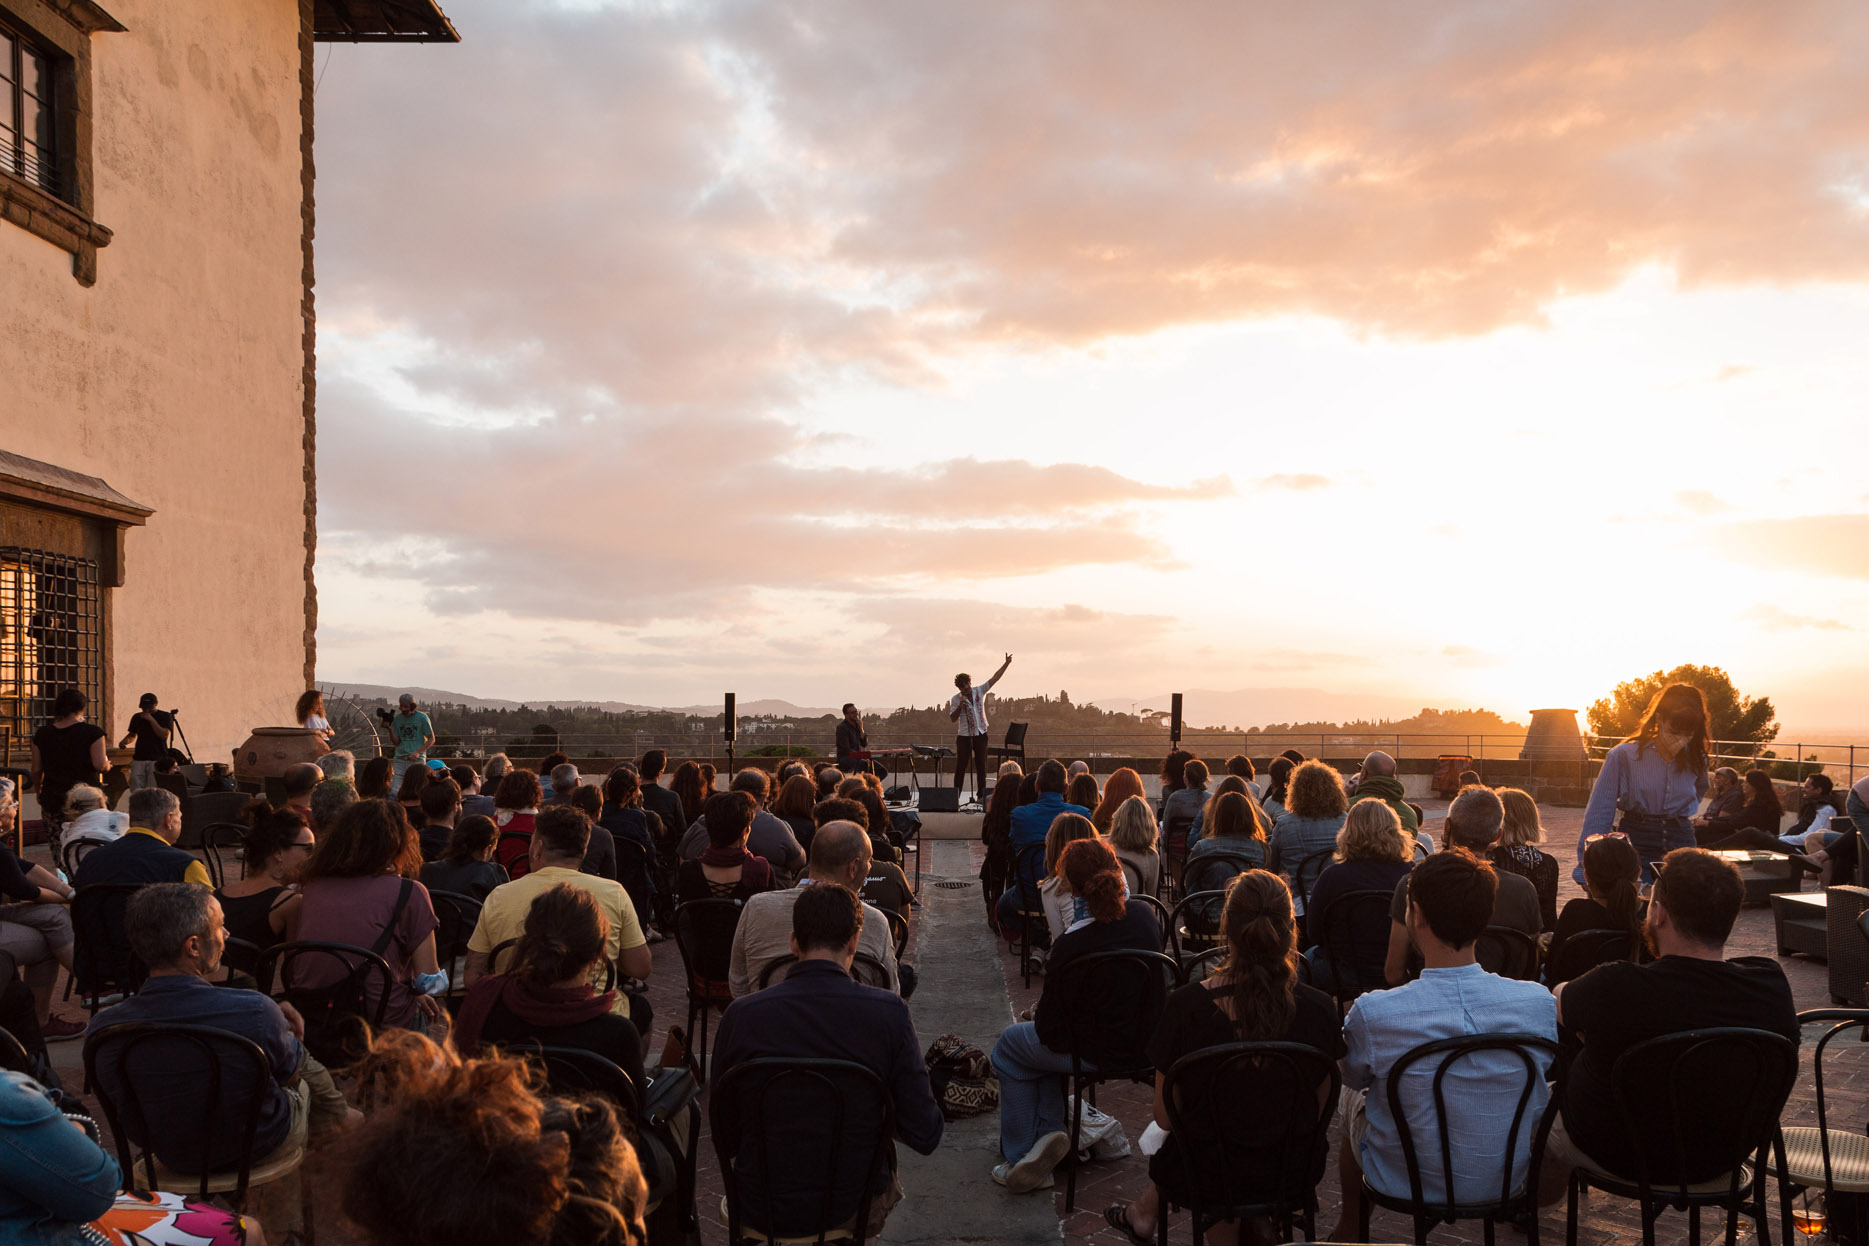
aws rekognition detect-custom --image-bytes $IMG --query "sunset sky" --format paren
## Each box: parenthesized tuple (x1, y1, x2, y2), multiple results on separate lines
(311, 1, 1869, 729)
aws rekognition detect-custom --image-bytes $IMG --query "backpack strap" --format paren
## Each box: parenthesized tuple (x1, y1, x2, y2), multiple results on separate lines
(370, 878, 415, 957)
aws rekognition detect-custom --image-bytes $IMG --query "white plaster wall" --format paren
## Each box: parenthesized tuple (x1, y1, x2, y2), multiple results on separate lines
(0, 0, 308, 760)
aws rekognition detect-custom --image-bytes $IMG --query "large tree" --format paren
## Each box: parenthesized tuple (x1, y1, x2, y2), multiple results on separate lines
(1586, 665, 1778, 746)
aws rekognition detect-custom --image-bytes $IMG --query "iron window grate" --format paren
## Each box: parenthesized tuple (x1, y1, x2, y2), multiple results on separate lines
(0, 547, 102, 743)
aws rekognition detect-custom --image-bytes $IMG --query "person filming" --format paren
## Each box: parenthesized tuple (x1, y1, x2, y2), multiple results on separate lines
(117, 693, 175, 791)
(949, 653, 1012, 802)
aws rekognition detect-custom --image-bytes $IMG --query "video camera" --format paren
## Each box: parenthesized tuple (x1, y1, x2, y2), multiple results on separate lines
(375, 707, 396, 726)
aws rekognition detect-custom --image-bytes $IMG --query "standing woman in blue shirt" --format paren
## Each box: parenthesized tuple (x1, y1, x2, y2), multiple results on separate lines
(1576, 683, 1710, 887)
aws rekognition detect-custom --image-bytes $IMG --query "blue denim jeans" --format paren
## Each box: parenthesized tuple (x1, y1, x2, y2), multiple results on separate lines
(990, 1021, 1077, 1162)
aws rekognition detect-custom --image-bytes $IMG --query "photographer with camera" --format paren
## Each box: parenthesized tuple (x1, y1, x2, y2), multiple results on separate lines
(117, 693, 175, 791)
(380, 693, 436, 787)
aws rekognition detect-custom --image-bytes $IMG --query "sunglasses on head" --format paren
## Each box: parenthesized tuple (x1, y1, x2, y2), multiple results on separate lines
(1584, 832, 1630, 846)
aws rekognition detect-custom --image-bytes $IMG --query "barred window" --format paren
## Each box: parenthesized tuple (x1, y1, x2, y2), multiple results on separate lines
(0, 548, 102, 743)
(0, 16, 58, 195)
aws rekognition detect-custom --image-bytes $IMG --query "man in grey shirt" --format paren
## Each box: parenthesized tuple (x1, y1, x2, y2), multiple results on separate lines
(678, 768, 807, 881)
(727, 821, 900, 996)
(1384, 785, 1541, 986)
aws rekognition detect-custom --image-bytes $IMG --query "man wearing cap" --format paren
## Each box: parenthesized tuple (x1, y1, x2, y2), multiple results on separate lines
(118, 694, 174, 791)
(389, 694, 435, 788)
(1383, 785, 1541, 986)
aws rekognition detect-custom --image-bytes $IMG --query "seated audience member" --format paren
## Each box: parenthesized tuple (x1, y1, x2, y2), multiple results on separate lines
(345, 1031, 647, 1246)
(1185, 773, 1252, 849)
(998, 761, 1089, 926)
(728, 821, 900, 996)
(61, 784, 127, 842)
(453, 763, 496, 819)
(1789, 773, 1842, 844)
(1068, 760, 1090, 778)
(1384, 785, 1541, 986)
(0, 1068, 261, 1244)
(419, 814, 509, 903)
(1160, 759, 1211, 845)
(357, 756, 394, 801)
(1223, 753, 1262, 799)
(1491, 788, 1559, 931)
(678, 792, 776, 903)
(416, 778, 463, 862)
(1108, 795, 1161, 898)
(76, 787, 210, 890)
(816, 796, 916, 929)
(276, 762, 324, 829)
(454, 883, 644, 1092)
(1545, 833, 1644, 986)
(1158, 750, 1195, 808)
(1458, 769, 1484, 789)
(1260, 756, 1297, 822)
(493, 769, 545, 879)
(541, 762, 581, 809)
(1066, 772, 1101, 813)
(636, 749, 684, 827)
(670, 761, 710, 830)
(310, 774, 358, 836)
(0, 781, 80, 1040)
(813, 765, 845, 801)
(1266, 760, 1350, 896)
(1545, 847, 1799, 1190)
(979, 783, 1021, 930)
(216, 806, 314, 954)
(1698, 768, 1824, 866)
(1184, 790, 1269, 893)
(567, 785, 618, 881)
(394, 763, 431, 817)
(1327, 851, 1558, 1241)
(317, 749, 355, 784)
(91, 883, 356, 1170)
(1037, 813, 1103, 945)
(771, 774, 819, 854)
(677, 770, 807, 881)
(1090, 767, 1148, 834)
(295, 799, 444, 1030)
(1307, 800, 1412, 992)
(712, 885, 942, 1238)
(1347, 751, 1421, 838)
(991, 839, 1161, 1193)
(467, 806, 651, 1031)
(837, 779, 903, 866)
(1691, 766, 1744, 837)
(1107, 871, 1344, 1243)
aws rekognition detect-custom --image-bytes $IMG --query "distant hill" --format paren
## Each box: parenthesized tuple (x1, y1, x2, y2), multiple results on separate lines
(324, 683, 838, 719)
(1085, 687, 1435, 731)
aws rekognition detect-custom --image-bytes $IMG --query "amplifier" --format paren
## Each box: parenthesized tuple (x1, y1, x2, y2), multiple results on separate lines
(918, 787, 961, 813)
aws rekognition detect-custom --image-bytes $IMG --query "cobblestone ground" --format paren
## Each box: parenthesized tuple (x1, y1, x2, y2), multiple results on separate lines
(34, 800, 1868, 1246)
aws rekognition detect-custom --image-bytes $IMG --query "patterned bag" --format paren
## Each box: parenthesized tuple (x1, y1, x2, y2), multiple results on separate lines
(924, 1033, 999, 1120)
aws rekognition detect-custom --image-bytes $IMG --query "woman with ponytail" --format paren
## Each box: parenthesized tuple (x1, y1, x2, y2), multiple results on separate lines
(1105, 871, 1343, 1243)
(989, 839, 1161, 1194)
(1545, 833, 1646, 985)
(453, 883, 644, 1092)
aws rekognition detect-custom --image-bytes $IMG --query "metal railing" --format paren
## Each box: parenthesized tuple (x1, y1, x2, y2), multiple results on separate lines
(1587, 735, 1866, 789)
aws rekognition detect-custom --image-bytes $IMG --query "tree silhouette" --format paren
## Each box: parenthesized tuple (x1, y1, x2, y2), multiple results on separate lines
(1585, 665, 1778, 746)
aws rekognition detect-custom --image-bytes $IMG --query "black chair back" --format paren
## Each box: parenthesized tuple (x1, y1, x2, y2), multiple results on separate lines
(256, 940, 394, 1067)
(711, 1056, 895, 1245)
(1293, 848, 1335, 902)
(522, 1042, 643, 1120)
(1790, 1009, 1869, 1200)
(183, 791, 249, 841)
(1602, 1027, 1798, 1197)
(72, 883, 148, 1005)
(0, 1023, 32, 1074)
(58, 833, 115, 880)
(1009, 842, 1048, 988)
(756, 954, 798, 989)
(1314, 889, 1399, 1002)
(428, 889, 483, 1001)
(1168, 889, 1231, 965)
(1161, 1041, 1342, 1237)
(882, 907, 910, 959)
(82, 1021, 278, 1206)
(1180, 847, 1263, 899)
(1543, 928, 1632, 986)
(179, 821, 248, 890)
(1131, 893, 1171, 950)
(674, 898, 744, 1054)
(613, 835, 654, 923)
(1476, 925, 1541, 980)
(1055, 948, 1178, 1075)
(1384, 1033, 1559, 1217)
(220, 935, 265, 980)
(851, 952, 890, 990)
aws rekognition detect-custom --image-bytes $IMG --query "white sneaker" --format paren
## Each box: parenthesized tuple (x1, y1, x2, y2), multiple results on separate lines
(990, 1162, 1053, 1191)
(995, 1130, 1070, 1194)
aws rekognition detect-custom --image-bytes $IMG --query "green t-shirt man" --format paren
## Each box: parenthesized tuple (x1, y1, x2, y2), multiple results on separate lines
(392, 710, 434, 759)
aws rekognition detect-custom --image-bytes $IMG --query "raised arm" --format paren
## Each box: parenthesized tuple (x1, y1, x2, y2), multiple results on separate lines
(980, 652, 1013, 692)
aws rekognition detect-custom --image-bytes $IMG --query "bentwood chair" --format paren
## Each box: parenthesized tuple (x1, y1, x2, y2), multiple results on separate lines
(1475, 926, 1542, 982)
(1767, 1009, 1869, 1227)
(256, 940, 393, 1068)
(1541, 928, 1632, 988)
(1009, 843, 1048, 988)
(673, 899, 744, 1058)
(1358, 1033, 1559, 1246)
(1311, 889, 1400, 1014)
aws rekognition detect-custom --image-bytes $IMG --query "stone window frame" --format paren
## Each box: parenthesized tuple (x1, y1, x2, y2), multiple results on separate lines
(0, 0, 120, 285)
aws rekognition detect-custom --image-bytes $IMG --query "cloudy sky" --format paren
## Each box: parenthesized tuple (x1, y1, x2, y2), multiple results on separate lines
(311, 0, 1869, 728)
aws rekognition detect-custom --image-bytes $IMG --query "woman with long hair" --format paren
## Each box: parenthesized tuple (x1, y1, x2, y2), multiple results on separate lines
(1260, 756, 1297, 822)
(1546, 833, 1645, 985)
(771, 774, 819, 850)
(395, 761, 433, 815)
(418, 814, 509, 903)
(216, 805, 314, 951)
(989, 839, 1162, 1194)
(345, 1030, 648, 1246)
(493, 769, 544, 880)
(1575, 682, 1710, 886)
(1066, 772, 1100, 813)
(1265, 760, 1349, 901)
(980, 778, 1025, 930)
(1184, 791, 1268, 896)
(1091, 768, 1147, 833)
(357, 755, 395, 800)
(598, 768, 658, 925)
(670, 762, 708, 829)
(297, 689, 334, 742)
(296, 798, 444, 1029)
(1105, 870, 1343, 1243)
(1491, 788, 1559, 931)
(1306, 801, 1412, 992)
(1185, 774, 1253, 850)
(453, 883, 643, 1090)
(1040, 813, 1103, 943)
(1108, 796, 1161, 897)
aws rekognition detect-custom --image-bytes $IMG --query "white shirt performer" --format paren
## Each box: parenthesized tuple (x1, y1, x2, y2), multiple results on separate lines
(948, 653, 1012, 801)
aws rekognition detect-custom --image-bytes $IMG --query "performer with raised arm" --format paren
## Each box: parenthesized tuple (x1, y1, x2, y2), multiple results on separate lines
(950, 653, 1012, 802)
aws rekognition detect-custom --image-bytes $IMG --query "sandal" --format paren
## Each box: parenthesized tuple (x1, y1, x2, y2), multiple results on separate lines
(1104, 1202, 1151, 1246)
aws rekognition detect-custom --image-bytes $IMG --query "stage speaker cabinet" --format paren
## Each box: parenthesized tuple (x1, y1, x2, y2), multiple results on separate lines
(1170, 692, 1184, 746)
(918, 787, 960, 813)
(723, 692, 736, 741)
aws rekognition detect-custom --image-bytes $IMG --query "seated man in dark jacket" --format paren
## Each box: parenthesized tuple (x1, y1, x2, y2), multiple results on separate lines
(711, 884, 941, 1238)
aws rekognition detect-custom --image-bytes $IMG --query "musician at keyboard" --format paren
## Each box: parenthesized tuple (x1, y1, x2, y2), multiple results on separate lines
(836, 702, 888, 780)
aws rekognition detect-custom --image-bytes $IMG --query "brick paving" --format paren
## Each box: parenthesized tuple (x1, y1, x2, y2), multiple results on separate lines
(31, 799, 1869, 1246)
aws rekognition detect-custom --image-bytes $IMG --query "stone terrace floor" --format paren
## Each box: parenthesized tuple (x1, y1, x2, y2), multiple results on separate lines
(32, 797, 1869, 1245)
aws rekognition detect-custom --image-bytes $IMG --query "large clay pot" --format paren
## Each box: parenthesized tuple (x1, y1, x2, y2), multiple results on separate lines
(234, 726, 329, 781)
(1519, 709, 1587, 764)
